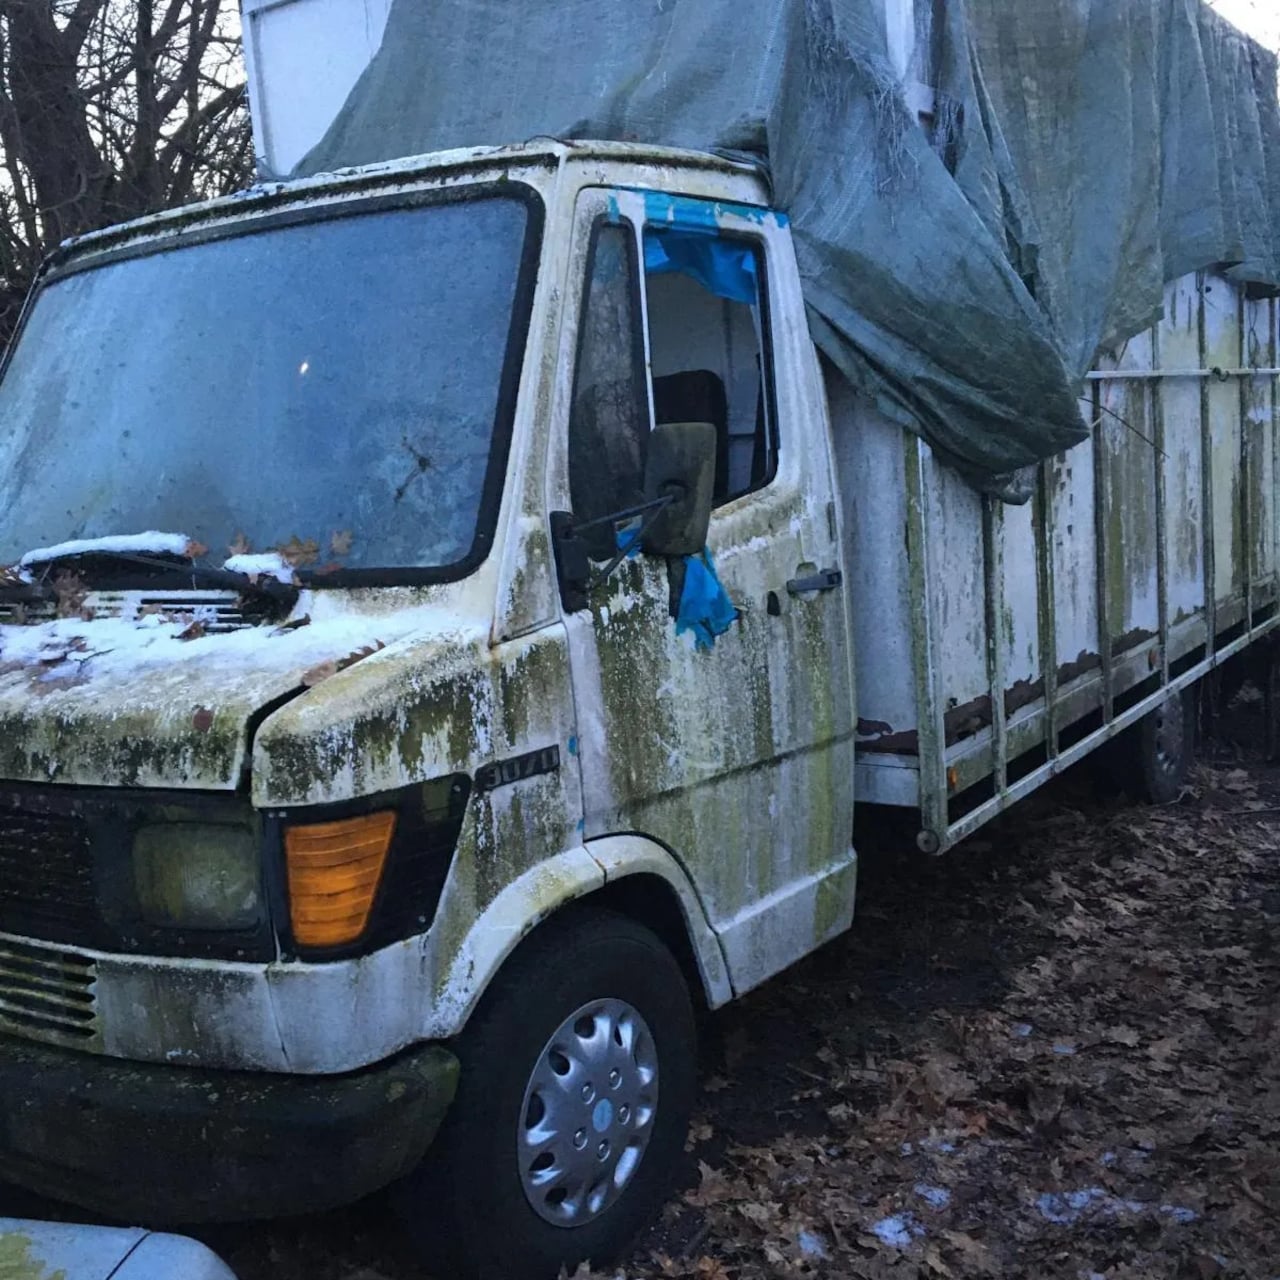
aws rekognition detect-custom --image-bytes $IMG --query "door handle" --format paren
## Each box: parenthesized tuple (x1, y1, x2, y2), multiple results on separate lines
(786, 568, 843, 596)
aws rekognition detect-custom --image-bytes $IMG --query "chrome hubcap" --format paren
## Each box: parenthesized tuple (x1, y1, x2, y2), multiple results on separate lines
(518, 998, 659, 1228)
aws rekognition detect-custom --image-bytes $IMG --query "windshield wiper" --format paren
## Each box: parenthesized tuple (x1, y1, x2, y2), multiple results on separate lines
(21, 550, 299, 612)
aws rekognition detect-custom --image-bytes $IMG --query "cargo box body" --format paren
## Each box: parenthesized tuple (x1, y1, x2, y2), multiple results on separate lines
(841, 271, 1280, 849)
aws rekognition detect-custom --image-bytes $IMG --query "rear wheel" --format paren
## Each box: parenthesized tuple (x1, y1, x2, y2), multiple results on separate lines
(1131, 685, 1197, 804)
(396, 909, 697, 1280)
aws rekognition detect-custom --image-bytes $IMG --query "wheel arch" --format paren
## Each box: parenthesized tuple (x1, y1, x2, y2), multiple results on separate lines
(427, 837, 733, 1039)
(582, 833, 734, 1012)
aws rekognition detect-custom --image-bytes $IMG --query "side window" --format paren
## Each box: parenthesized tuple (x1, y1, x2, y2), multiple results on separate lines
(568, 221, 649, 560)
(643, 228, 776, 505)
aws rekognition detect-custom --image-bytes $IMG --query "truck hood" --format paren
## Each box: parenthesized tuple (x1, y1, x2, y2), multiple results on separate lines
(0, 601, 459, 791)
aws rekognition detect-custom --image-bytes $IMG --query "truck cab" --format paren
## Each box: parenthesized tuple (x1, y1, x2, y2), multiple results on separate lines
(0, 141, 856, 1279)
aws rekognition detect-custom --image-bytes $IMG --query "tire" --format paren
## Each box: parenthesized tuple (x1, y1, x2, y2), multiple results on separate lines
(396, 908, 697, 1280)
(1131, 685, 1197, 804)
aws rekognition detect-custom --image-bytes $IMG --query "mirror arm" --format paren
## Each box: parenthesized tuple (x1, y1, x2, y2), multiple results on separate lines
(571, 492, 676, 537)
(586, 489, 679, 588)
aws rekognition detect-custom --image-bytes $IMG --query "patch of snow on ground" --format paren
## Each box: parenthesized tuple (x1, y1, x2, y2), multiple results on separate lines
(797, 1229, 829, 1259)
(20, 532, 193, 566)
(915, 1183, 951, 1209)
(919, 1136, 957, 1154)
(871, 1213, 924, 1248)
(1036, 1188, 1199, 1227)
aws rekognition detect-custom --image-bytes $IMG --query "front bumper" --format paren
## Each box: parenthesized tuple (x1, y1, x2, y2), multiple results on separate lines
(0, 1033, 459, 1223)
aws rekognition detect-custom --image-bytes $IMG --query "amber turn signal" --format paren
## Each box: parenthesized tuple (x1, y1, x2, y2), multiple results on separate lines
(285, 810, 397, 947)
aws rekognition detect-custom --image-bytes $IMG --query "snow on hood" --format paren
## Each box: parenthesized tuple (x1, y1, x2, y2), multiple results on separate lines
(18, 531, 196, 566)
(222, 552, 298, 584)
(0, 599, 473, 791)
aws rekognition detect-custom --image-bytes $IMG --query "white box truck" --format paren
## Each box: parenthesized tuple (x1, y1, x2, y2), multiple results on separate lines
(0, 3, 1276, 1278)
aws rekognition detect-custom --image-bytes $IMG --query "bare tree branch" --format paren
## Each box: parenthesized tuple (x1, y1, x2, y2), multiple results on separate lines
(0, 0, 253, 338)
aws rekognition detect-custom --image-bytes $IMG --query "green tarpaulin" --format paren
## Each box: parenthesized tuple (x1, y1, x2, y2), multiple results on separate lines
(298, 0, 1280, 500)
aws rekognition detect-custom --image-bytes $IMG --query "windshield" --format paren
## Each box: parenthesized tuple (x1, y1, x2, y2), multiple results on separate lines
(0, 190, 538, 579)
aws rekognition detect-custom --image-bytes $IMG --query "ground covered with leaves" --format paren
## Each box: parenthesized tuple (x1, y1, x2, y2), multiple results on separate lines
(8, 703, 1278, 1279)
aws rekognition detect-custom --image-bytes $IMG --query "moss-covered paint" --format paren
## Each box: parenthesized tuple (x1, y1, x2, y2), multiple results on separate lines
(0, 596, 460, 790)
(1100, 374, 1158, 646)
(558, 187, 858, 994)
(0, 1235, 64, 1280)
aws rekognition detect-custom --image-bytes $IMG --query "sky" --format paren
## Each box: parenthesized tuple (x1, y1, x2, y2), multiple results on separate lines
(1206, 0, 1280, 52)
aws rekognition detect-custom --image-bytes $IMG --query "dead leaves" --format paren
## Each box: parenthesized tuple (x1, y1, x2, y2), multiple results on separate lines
(301, 640, 385, 688)
(53, 570, 88, 620)
(598, 752, 1280, 1280)
(685, 1162, 734, 1209)
(278, 535, 320, 569)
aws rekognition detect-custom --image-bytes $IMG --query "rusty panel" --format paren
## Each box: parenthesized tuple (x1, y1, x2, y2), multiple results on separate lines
(1097, 329, 1161, 654)
(1245, 293, 1277, 589)
(849, 264, 1279, 845)
(998, 498, 1042, 706)
(838, 387, 918, 749)
(1159, 276, 1207, 636)
(1204, 274, 1244, 606)
(923, 448, 987, 732)
(1049, 431, 1100, 689)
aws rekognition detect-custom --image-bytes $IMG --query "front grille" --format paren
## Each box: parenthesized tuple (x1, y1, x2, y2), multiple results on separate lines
(0, 934, 97, 1044)
(0, 806, 97, 943)
(135, 594, 253, 633)
(0, 599, 54, 625)
(0, 592, 252, 631)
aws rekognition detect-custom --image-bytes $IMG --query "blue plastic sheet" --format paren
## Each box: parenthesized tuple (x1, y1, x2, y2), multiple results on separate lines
(676, 549, 737, 651)
(644, 229, 758, 306)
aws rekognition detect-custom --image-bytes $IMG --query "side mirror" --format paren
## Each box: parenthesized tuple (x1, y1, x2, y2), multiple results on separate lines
(549, 510, 591, 613)
(641, 421, 717, 558)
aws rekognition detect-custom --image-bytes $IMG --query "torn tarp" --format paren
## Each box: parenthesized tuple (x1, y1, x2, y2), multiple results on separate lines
(296, 0, 1280, 500)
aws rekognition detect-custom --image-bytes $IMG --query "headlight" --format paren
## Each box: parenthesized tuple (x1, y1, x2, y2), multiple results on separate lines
(131, 823, 262, 930)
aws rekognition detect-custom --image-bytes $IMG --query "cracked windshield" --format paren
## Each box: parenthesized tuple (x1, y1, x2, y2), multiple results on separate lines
(0, 194, 533, 576)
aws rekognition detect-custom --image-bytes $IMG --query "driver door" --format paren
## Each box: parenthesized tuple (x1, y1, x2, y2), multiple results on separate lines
(552, 187, 856, 994)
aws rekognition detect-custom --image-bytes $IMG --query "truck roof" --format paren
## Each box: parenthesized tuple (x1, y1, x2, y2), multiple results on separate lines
(55, 139, 769, 262)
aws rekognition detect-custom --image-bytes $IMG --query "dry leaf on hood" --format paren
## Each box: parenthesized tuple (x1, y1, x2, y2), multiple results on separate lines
(278, 535, 320, 568)
(302, 641, 385, 688)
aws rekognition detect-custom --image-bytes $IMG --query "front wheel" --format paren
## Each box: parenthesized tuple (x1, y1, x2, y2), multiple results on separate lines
(397, 909, 697, 1280)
